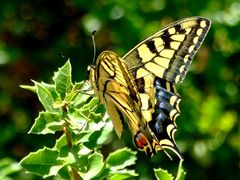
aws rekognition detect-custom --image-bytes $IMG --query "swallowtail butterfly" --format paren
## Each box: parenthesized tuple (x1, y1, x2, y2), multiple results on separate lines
(88, 17, 211, 159)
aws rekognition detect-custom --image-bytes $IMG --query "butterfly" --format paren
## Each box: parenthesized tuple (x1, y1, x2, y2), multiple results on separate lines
(88, 17, 211, 159)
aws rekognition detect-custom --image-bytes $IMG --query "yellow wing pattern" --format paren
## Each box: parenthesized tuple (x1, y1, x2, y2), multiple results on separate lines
(89, 51, 156, 156)
(123, 17, 211, 83)
(89, 17, 211, 159)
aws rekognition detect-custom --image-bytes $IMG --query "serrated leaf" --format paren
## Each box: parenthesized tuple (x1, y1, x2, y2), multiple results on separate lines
(72, 92, 92, 108)
(75, 131, 94, 143)
(82, 97, 99, 111)
(54, 134, 67, 151)
(81, 152, 104, 179)
(106, 148, 137, 171)
(176, 160, 186, 180)
(154, 168, 174, 180)
(53, 60, 72, 100)
(109, 170, 138, 180)
(67, 109, 89, 130)
(40, 82, 61, 101)
(84, 121, 113, 149)
(89, 111, 103, 123)
(34, 81, 58, 112)
(20, 147, 64, 178)
(90, 121, 113, 145)
(58, 147, 76, 165)
(29, 111, 64, 134)
(66, 81, 92, 106)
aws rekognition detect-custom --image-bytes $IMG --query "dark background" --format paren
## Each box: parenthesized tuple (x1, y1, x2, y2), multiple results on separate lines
(0, 0, 239, 179)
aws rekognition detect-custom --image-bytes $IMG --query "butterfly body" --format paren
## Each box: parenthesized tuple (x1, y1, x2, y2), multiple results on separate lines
(89, 17, 211, 159)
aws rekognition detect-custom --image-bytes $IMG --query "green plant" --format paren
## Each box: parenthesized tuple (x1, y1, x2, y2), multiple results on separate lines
(20, 60, 185, 179)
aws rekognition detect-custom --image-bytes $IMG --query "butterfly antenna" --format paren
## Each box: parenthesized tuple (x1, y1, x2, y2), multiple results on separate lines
(92, 30, 97, 65)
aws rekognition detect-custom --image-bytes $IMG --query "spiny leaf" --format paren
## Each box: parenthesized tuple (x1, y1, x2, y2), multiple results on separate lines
(20, 147, 64, 178)
(53, 60, 73, 100)
(154, 168, 174, 180)
(29, 111, 64, 134)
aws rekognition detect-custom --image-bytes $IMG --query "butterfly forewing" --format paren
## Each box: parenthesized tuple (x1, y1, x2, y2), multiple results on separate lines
(123, 17, 211, 83)
(89, 51, 156, 156)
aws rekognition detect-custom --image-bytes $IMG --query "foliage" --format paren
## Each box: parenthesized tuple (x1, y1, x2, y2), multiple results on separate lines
(0, 0, 240, 179)
(0, 158, 21, 179)
(19, 61, 185, 179)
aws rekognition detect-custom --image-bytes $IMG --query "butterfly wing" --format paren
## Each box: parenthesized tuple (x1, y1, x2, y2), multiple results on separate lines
(122, 17, 211, 158)
(89, 51, 155, 156)
(89, 17, 211, 159)
(123, 17, 211, 83)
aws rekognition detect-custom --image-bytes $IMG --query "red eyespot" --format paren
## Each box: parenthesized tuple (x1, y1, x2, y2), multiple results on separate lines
(134, 132, 148, 149)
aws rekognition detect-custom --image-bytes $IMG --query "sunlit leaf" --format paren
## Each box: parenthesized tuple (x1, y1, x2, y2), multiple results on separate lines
(20, 147, 64, 178)
(81, 152, 105, 179)
(29, 111, 64, 134)
(154, 168, 174, 180)
(106, 148, 137, 171)
(53, 60, 73, 100)
(33, 81, 59, 112)
(109, 170, 138, 180)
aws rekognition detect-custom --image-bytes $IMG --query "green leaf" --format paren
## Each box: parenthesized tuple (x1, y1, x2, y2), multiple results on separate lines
(57, 165, 70, 179)
(154, 168, 174, 180)
(82, 97, 99, 111)
(53, 60, 72, 100)
(75, 130, 95, 143)
(67, 81, 92, 107)
(20, 84, 37, 93)
(81, 152, 105, 179)
(79, 97, 102, 122)
(0, 158, 22, 179)
(77, 144, 92, 156)
(34, 81, 58, 112)
(29, 111, 64, 134)
(54, 134, 78, 165)
(84, 121, 113, 149)
(71, 92, 91, 107)
(40, 82, 61, 101)
(90, 121, 113, 145)
(175, 160, 186, 180)
(54, 134, 68, 151)
(66, 108, 89, 131)
(20, 147, 64, 178)
(109, 170, 138, 180)
(106, 148, 137, 171)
